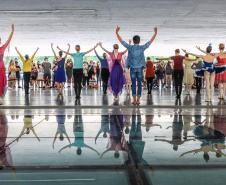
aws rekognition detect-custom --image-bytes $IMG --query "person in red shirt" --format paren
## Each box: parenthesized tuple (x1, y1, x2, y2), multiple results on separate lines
(157, 49, 194, 99)
(145, 57, 160, 94)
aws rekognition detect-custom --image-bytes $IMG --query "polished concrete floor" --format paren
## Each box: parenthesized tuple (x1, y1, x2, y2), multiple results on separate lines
(1, 88, 226, 185)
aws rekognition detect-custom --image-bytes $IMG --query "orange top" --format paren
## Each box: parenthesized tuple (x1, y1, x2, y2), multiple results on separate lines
(145, 60, 155, 78)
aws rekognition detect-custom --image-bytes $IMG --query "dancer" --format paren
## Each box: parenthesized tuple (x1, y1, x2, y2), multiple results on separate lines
(52, 114, 71, 149)
(57, 44, 98, 99)
(183, 54, 198, 95)
(51, 43, 70, 95)
(145, 57, 160, 95)
(182, 44, 226, 102)
(191, 57, 203, 94)
(94, 50, 109, 94)
(117, 26, 157, 105)
(15, 47, 39, 94)
(157, 49, 198, 99)
(0, 24, 14, 105)
(98, 42, 128, 100)
(197, 44, 226, 99)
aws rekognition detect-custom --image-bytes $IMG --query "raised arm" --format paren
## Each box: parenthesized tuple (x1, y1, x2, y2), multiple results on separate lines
(180, 149, 202, 157)
(1, 24, 14, 50)
(94, 49, 102, 61)
(59, 144, 71, 154)
(64, 132, 71, 145)
(99, 42, 110, 54)
(85, 44, 98, 55)
(52, 132, 59, 149)
(182, 49, 205, 59)
(116, 26, 123, 43)
(15, 47, 25, 63)
(86, 145, 99, 155)
(150, 27, 158, 43)
(57, 46, 71, 55)
(64, 44, 70, 59)
(30, 48, 39, 61)
(196, 46, 207, 54)
(51, 43, 58, 60)
(30, 127, 40, 141)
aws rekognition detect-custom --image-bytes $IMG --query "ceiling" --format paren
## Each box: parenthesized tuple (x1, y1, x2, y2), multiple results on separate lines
(1, 0, 226, 56)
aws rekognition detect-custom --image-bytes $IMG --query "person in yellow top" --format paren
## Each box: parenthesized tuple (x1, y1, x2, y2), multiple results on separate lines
(15, 47, 39, 94)
(17, 115, 40, 142)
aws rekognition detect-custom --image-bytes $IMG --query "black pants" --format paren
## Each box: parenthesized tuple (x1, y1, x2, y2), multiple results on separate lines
(101, 68, 110, 94)
(23, 72, 31, 94)
(73, 69, 83, 97)
(83, 75, 88, 86)
(195, 77, 202, 93)
(52, 74, 55, 88)
(173, 70, 184, 96)
(146, 77, 154, 93)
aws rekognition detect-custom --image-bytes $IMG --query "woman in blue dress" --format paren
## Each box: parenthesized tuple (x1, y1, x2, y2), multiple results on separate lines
(182, 45, 226, 102)
(51, 43, 70, 95)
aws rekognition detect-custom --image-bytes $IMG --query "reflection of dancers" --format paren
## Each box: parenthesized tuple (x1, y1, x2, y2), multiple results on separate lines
(180, 108, 226, 161)
(100, 110, 128, 159)
(17, 114, 40, 142)
(0, 24, 14, 105)
(59, 114, 99, 156)
(155, 115, 194, 151)
(124, 110, 154, 175)
(0, 110, 16, 175)
(142, 115, 161, 132)
(52, 115, 71, 149)
(95, 115, 110, 143)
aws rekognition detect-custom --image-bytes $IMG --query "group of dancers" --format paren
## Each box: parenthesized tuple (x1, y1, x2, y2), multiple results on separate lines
(1, 24, 226, 105)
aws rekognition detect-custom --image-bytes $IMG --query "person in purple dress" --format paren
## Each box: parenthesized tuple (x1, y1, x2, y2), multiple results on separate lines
(98, 42, 128, 100)
(51, 43, 70, 95)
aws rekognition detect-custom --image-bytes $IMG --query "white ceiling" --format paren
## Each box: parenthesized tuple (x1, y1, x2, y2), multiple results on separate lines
(1, 0, 226, 56)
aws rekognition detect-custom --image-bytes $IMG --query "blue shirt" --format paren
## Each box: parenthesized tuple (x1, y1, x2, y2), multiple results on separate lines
(71, 52, 86, 69)
(94, 50, 109, 69)
(121, 41, 151, 69)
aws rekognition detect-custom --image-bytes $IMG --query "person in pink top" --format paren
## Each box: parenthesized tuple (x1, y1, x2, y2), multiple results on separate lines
(0, 24, 14, 105)
(98, 42, 128, 100)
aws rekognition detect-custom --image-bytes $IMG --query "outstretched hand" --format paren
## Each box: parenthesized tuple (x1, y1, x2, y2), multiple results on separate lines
(116, 26, 120, 33)
(154, 27, 157, 33)
(51, 43, 53, 48)
(12, 24, 14, 31)
(15, 47, 17, 51)
(67, 43, 70, 47)
(99, 42, 102, 47)
(182, 49, 187, 53)
(129, 40, 132, 44)
(196, 46, 200, 50)
(37, 47, 39, 50)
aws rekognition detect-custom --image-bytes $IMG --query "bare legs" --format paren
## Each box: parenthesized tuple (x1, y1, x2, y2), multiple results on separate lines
(57, 82, 64, 95)
(204, 71, 215, 101)
(218, 83, 226, 99)
(185, 83, 193, 95)
(126, 84, 131, 96)
(32, 80, 37, 90)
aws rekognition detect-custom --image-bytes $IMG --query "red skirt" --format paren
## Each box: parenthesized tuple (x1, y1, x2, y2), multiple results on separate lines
(215, 69, 226, 84)
(0, 67, 7, 98)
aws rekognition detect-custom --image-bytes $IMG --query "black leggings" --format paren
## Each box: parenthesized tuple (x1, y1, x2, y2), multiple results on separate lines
(146, 77, 154, 93)
(195, 77, 202, 93)
(23, 72, 31, 93)
(173, 70, 184, 96)
(101, 68, 110, 94)
(73, 69, 83, 97)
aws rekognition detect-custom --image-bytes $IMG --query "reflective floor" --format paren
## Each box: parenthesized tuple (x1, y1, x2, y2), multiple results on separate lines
(1, 88, 226, 185)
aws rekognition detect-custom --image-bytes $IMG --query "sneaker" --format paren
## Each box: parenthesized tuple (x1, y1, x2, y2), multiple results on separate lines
(18, 86, 22, 88)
